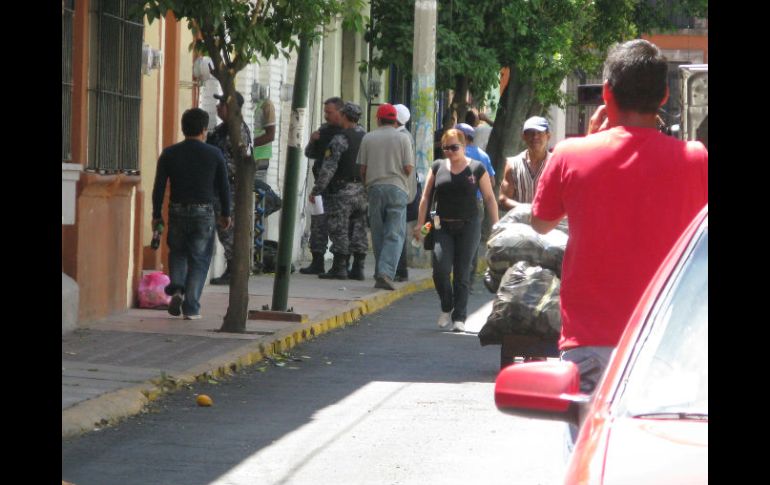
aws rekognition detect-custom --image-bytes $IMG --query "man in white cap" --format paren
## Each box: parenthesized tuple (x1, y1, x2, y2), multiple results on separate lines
(498, 116, 552, 211)
(394, 104, 417, 281)
(358, 103, 415, 290)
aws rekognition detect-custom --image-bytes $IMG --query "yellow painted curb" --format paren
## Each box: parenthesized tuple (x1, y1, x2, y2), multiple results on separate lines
(63, 277, 436, 439)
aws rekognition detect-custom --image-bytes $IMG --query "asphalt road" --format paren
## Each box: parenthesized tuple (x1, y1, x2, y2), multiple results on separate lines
(62, 288, 566, 485)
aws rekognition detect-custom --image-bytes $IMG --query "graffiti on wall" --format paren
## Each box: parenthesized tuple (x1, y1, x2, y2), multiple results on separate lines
(411, 75, 435, 180)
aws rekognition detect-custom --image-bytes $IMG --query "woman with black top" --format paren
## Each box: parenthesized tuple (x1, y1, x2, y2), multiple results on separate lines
(414, 128, 499, 331)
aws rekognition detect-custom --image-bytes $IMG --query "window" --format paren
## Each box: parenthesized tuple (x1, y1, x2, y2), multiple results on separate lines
(565, 71, 602, 138)
(88, 0, 143, 173)
(62, 0, 75, 162)
(618, 225, 708, 419)
(659, 61, 690, 129)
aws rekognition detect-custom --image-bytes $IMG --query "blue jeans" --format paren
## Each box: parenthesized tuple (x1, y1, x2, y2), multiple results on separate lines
(367, 184, 408, 280)
(561, 346, 615, 461)
(165, 203, 216, 316)
(432, 215, 481, 322)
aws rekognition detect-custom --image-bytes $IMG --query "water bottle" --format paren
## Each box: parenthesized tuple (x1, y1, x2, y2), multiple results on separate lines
(151, 222, 164, 250)
(410, 222, 432, 248)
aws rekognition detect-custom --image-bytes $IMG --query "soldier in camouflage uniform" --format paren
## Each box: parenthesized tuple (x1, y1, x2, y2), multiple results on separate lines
(309, 102, 368, 280)
(299, 97, 344, 274)
(206, 91, 253, 285)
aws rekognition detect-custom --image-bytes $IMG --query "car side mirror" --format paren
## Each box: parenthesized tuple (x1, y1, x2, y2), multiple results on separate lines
(494, 361, 590, 427)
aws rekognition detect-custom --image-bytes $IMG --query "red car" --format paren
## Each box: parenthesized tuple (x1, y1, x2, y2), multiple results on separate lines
(495, 205, 708, 485)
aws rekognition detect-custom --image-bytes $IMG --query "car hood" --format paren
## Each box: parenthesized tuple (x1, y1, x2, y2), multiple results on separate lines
(602, 417, 708, 485)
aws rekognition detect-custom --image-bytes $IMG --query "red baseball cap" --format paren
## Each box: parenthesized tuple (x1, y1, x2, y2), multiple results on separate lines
(376, 103, 398, 121)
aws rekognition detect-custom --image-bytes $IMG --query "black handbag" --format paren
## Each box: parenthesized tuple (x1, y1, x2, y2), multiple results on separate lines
(406, 179, 423, 222)
(423, 186, 436, 250)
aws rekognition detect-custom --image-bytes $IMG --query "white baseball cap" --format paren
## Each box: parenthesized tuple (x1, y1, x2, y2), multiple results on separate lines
(522, 116, 550, 133)
(394, 104, 411, 125)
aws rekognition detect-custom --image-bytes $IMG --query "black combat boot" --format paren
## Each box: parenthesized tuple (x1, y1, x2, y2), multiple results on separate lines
(395, 248, 408, 281)
(318, 253, 349, 279)
(210, 260, 231, 285)
(347, 253, 366, 281)
(299, 252, 325, 274)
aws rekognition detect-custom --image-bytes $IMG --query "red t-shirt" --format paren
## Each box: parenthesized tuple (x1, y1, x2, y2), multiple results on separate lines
(532, 126, 708, 349)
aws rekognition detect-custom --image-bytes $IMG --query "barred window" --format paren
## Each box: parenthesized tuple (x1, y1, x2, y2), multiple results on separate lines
(88, 0, 143, 173)
(565, 72, 602, 138)
(660, 61, 690, 129)
(62, 0, 74, 162)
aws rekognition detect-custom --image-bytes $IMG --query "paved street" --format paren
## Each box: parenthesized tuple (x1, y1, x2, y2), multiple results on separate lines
(62, 289, 566, 485)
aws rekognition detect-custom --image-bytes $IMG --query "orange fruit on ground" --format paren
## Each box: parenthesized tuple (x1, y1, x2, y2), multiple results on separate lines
(196, 394, 213, 406)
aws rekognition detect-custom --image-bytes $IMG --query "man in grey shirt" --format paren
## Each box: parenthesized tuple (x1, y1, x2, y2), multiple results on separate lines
(357, 103, 415, 290)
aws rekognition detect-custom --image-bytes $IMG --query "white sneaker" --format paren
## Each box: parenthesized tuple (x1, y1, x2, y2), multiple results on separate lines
(452, 320, 465, 332)
(183, 314, 202, 320)
(437, 312, 452, 329)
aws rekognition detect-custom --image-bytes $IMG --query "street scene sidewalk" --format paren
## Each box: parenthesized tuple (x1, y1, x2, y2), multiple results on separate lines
(62, 255, 434, 439)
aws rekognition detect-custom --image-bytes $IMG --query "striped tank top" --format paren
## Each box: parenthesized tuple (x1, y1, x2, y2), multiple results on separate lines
(504, 149, 551, 203)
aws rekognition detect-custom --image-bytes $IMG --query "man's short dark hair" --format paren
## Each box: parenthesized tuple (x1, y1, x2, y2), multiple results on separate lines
(603, 39, 668, 114)
(181, 108, 209, 137)
(324, 96, 344, 111)
(465, 110, 479, 127)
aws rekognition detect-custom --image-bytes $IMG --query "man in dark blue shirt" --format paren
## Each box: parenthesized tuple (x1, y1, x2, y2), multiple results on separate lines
(152, 108, 231, 319)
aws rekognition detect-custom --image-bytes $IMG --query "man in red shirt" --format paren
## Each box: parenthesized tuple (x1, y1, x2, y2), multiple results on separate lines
(531, 39, 708, 393)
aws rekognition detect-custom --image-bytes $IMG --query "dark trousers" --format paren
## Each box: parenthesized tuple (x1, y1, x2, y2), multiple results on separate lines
(165, 203, 216, 316)
(431, 216, 481, 322)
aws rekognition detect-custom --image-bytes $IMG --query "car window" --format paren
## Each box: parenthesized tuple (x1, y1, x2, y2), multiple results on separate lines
(617, 225, 708, 420)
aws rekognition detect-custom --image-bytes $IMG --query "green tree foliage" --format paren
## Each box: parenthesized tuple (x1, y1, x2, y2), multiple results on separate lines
(367, 0, 707, 179)
(134, 0, 364, 333)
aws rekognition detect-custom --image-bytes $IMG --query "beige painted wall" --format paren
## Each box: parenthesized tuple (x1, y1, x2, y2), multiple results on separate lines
(139, 20, 196, 247)
(140, 19, 164, 247)
(177, 28, 196, 140)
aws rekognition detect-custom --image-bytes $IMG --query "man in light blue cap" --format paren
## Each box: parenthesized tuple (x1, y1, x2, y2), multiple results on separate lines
(498, 116, 552, 211)
(455, 123, 495, 191)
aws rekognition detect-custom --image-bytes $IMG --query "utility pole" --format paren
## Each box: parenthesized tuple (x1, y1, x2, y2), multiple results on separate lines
(410, 0, 437, 181)
(272, 33, 312, 312)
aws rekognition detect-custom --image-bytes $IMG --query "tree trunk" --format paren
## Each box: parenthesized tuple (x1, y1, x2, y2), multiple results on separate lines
(479, 65, 540, 258)
(219, 85, 255, 333)
(451, 74, 469, 125)
(485, 64, 537, 188)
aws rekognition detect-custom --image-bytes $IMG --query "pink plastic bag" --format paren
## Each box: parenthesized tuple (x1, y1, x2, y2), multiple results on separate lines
(138, 271, 172, 309)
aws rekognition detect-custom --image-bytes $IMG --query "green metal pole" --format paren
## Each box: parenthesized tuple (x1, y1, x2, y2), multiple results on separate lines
(272, 33, 313, 311)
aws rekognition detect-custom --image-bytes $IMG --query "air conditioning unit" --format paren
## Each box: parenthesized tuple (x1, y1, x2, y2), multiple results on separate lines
(252, 81, 270, 102)
(679, 64, 708, 146)
(193, 56, 214, 83)
(141, 43, 163, 76)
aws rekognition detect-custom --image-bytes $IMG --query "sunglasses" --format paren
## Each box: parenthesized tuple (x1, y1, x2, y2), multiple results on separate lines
(442, 144, 462, 152)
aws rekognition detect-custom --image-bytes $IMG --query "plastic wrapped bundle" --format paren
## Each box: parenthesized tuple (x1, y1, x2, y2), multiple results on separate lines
(500, 203, 533, 226)
(486, 223, 544, 273)
(539, 229, 568, 277)
(483, 267, 502, 293)
(478, 262, 562, 346)
(492, 204, 570, 236)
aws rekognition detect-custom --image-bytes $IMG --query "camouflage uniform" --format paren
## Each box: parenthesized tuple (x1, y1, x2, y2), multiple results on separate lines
(206, 120, 253, 260)
(310, 125, 368, 255)
(304, 123, 342, 253)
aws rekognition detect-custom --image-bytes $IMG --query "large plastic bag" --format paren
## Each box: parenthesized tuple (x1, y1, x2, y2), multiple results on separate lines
(539, 229, 568, 277)
(260, 240, 295, 274)
(491, 204, 570, 236)
(254, 179, 282, 217)
(138, 271, 171, 309)
(484, 221, 569, 293)
(486, 223, 544, 273)
(483, 267, 502, 294)
(478, 262, 562, 346)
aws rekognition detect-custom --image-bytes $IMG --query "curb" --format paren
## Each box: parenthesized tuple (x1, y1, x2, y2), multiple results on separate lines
(62, 277, 434, 439)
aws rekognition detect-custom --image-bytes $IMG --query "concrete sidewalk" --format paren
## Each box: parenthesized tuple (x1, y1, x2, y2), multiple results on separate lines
(62, 256, 434, 439)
